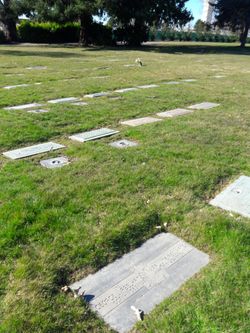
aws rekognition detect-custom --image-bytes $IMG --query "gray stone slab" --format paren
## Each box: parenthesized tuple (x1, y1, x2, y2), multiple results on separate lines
(69, 128, 119, 143)
(210, 175, 250, 218)
(188, 102, 220, 110)
(70, 233, 209, 333)
(27, 109, 49, 114)
(182, 79, 197, 82)
(120, 117, 162, 127)
(3, 142, 65, 160)
(163, 81, 180, 85)
(4, 103, 43, 111)
(40, 156, 70, 169)
(3, 84, 29, 90)
(137, 84, 159, 89)
(84, 92, 109, 98)
(115, 88, 138, 93)
(48, 97, 79, 104)
(109, 140, 138, 148)
(157, 108, 193, 118)
(26, 66, 47, 70)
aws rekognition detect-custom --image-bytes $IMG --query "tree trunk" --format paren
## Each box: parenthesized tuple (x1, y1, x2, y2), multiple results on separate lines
(240, 21, 249, 48)
(79, 12, 92, 47)
(2, 18, 17, 42)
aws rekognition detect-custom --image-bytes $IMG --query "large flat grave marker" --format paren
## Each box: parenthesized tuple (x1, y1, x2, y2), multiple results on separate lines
(120, 117, 162, 127)
(3, 142, 65, 160)
(157, 108, 193, 118)
(26, 66, 47, 70)
(48, 97, 79, 104)
(210, 175, 250, 218)
(110, 139, 138, 149)
(182, 79, 197, 82)
(4, 103, 43, 111)
(188, 102, 220, 110)
(40, 156, 70, 169)
(115, 88, 138, 93)
(70, 233, 209, 333)
(69, 128, 119, 143)
(163, 81, 180, 85)
(84, 92, 109, 98)
(137, 84, 159, 89)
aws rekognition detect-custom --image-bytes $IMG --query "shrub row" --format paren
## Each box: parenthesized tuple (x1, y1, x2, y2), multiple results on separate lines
(149, 29, 245, 43)
(17, 21, 114, 45)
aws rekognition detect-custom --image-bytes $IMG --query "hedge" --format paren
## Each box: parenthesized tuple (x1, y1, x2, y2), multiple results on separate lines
(149, 29, 246, 43)
(17, 21, 114, 45)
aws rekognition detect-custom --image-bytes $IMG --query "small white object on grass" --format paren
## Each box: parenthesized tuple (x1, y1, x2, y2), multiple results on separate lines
(135, 58, 143, 67)
(131, 306, 144, 321)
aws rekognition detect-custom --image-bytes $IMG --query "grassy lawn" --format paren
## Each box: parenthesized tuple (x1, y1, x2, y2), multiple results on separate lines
(0, 42, 249, 333)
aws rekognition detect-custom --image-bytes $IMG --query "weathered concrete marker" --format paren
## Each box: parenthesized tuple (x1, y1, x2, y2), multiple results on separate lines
(69, 128, 119, 142)
(3, 142, 65, 160)
(70, 233, 209, 333)
(120, 117, 162, 127)
(109, 140, 138, 148)
(188, 102, 220, 110)
(157, 108, 193, 118)
(210, 175, 250, 218)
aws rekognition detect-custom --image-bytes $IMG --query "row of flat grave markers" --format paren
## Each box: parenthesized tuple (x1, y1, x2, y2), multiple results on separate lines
(2, 78, 199, 112)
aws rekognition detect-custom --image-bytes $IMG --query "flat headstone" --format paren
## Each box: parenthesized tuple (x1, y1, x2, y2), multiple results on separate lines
(48, 97, 79, 104)
(137, 84, 159, 89)
(27, 109, 48, 114)
(124, 64, 135, 67)
(69, 128, 119, 143)
(157, 108, 193, 118)
(26, 66, 47, 70)
(40, 156, 70, 169)
(109, 140, 138, 148)
(4, 103, 43, 111)
(120, 117, 162, 127)
(3, 142, 65, 160)
(70, 233, 209, 333)
(214, 75, 225, 78)
(210, 175, 250, 218)
(115, 88, 138, 93)
(84, 92, 109, 98)
(182, 79, 197, 82)
(3, 84, 29, 89)
(163, 81, 180, 85)
(188, 102, 220, 110)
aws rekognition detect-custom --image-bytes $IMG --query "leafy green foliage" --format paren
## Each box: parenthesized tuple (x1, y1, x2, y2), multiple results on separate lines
(214, 0, 250, 47)
(104, 0, 192, 45)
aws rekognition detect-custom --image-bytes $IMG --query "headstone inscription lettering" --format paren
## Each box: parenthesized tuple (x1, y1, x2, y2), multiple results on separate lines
(70, 233, 209, 333)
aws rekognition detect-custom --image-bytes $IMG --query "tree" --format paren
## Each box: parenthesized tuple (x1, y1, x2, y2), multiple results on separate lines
(0, 0, 18, 41)
(104, 0, 192, 46)
(194, 19, 211, 33)
(22, 0, 102, 46)
(214, 0, 250, 47)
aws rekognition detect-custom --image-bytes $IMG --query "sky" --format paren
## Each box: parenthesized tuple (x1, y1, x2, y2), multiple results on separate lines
(187, 0, 203, 23)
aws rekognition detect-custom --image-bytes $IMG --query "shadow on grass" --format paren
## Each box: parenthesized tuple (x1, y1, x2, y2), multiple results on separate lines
(87, 42, 250, 56)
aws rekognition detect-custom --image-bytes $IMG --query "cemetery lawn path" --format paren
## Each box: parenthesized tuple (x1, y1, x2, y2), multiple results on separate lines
(0, 42, 249, 333)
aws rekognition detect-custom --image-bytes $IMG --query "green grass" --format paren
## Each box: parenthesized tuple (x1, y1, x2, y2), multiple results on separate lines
(0, 42, 249, 333)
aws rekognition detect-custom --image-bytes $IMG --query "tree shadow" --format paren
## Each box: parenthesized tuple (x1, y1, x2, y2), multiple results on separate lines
(87, 42, 250, 56)
(0, 47, 85, 58)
